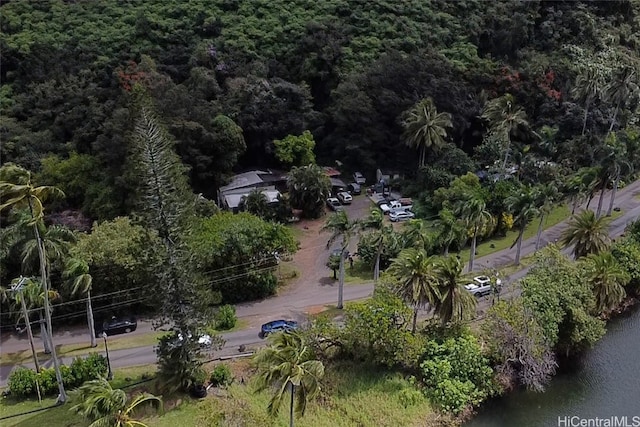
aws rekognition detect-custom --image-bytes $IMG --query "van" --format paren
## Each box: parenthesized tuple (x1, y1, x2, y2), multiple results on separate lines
(337, 191, 352, 204)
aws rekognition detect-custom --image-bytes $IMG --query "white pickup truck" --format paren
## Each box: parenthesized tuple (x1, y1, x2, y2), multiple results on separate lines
(379, 198, 413, 215)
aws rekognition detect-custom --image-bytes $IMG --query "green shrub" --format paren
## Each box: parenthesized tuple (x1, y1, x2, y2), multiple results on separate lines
(215, 304, 237, 330)
(398, 387, 424, 408)
(420, 332, 496, 414)
(60, 365, 75, 389)
(37, 368, 58, 395)
(9, 354, 108, 399)
(210, 364, 233, 387)
(70, 353, 107, 389)
(83, 353, 108, 379)
(8, 367, 37, 397)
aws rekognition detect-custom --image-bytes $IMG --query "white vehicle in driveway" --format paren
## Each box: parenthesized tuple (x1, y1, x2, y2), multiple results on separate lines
(353, 172, 366, 185)
(337, 191, 352, 204)
(464, 275, 502, 297)
(326, 197, 343, 211)
(389, 210, 415, 222)
(379, 200, 401, 214)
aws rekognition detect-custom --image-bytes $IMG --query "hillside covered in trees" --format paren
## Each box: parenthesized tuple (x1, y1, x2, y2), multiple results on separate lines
(2, 0, 639, 220)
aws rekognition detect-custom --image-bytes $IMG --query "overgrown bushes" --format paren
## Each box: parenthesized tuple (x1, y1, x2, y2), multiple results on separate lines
(215, 304, 237, 330)
(8, 353, 107, 398)
(419, 332, 498, 415)
(210, 364, 233, 387)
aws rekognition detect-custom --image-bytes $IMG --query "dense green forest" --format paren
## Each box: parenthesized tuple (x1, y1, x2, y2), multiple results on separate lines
(2, 0, 638, 217)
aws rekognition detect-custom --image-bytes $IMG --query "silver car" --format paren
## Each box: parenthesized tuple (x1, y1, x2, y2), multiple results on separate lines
(389, 210, 415, 222)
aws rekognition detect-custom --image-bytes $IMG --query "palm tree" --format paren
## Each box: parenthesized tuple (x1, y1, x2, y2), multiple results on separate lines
(481, 94, 529, 171)
(4, 277, 41, 372)
(433, 208, 466, 256)
(321, 211, 359, 309)
(580, 166, 602, 210)
(456, 196, 492, 272)
(583, 252, 630, 314)
(253, 331, 324, 427)
(560, 210, 611, 259)
(604, 66, 639, 134)
(434, 256, 476, 324)
(563, 171, 589, 215)
(64, 257, 97, 348)
(534, 183, 559, 250)
(70, 377, 162, 427)
(287, 165, 331, 219)
(0, 164, 67, 402)
(240, 189, 270, 219)
(506, 186, 539, 265)
(16, 277, 61, 355)
(359, 208, 389, 282)
(20, 223, 75, 353)
(604, 137, 633, 217)
(401, 219, 433, 252)
(20, 224, 76, 273)
(402, 98, 453, 168)
(572, 67, 604, 136)
(594, 138, 624, 218)
(387, 248, 441, 333)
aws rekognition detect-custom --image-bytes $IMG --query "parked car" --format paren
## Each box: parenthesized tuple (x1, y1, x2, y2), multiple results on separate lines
(353, 172, 366, 185)
(337, 191, 352, 204)
(260, 320, 299, 338)
(348, 182, 361, 195)
(379, 200, 401, 214)
(326, 197, 343, 211)
(464, 276, 502, 297)
(177, 332, 213, 348)
(389, 210, 415, 222)
(96, 315, 137, 337)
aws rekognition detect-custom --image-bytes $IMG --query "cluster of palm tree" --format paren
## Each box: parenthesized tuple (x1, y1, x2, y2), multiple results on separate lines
(571, 64, 639, 218)
(386, 248, 477, 332)
(0, 164, 69, 402)
(481, 93, 530, 171)
(560, 209, 631, 314)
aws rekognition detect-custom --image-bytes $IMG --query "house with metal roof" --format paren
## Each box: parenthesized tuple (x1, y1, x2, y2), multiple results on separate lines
(217, 170, 287, 212)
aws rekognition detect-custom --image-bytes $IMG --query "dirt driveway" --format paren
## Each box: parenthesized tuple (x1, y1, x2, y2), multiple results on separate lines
(281, 194, 373, 298)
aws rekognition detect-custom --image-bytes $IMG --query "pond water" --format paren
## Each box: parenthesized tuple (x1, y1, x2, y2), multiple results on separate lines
(467, 305, 640, 427)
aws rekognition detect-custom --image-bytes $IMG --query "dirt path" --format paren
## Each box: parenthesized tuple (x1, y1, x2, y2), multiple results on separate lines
(283, 194, 373, 295)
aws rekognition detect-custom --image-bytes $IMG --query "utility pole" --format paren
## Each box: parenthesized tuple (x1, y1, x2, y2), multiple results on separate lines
(11, 277, 40, 372)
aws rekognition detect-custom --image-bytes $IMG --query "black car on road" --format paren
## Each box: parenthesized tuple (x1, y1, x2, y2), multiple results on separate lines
(96, 315, 137, 337)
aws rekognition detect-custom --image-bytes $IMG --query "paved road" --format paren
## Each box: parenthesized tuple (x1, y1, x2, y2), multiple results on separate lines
(1, 181, 638, 386)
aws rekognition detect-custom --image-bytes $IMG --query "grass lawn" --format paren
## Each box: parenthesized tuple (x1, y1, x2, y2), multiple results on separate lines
(0, 365, 157, 427)
(455, 205, 626, 264)
(149, 361, 437, 427)
(276, 261, 299, 285)
(456, 204, 570, 263)
(343, 260, 374, 283)
(2, 361, 439, 427)
(0, 331, 167, 366)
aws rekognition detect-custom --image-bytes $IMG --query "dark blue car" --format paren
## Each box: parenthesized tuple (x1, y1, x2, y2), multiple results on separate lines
(260, 320, 299, 338)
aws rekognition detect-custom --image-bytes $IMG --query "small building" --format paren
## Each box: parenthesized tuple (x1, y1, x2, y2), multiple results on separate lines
(329, 177, 348, 195)
(217, 170, 287, 212)
(222, 189, 281, 213)
(376, 169, 402, 184)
